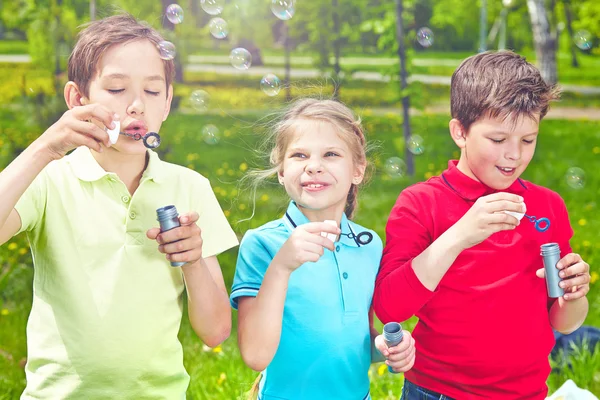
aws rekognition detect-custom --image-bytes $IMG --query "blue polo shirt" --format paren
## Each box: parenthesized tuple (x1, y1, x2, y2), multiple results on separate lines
(231, 201, 382, 400)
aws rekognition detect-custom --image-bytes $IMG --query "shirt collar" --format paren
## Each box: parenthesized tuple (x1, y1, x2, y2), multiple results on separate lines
(282, 201, 360, 248)
(67, 146, 165, 183)
(441, 160, 528, 202)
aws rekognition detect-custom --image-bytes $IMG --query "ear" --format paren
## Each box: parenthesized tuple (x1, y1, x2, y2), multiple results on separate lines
(352, 162, 366, 185)
(64, 81, 87, 109)
(277, 168, 285, 184)
(449, 118, 467, 149)
(162, 84, 174, 122)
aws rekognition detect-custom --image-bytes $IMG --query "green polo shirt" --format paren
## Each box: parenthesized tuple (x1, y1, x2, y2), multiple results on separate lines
(14, 146, 238, 399)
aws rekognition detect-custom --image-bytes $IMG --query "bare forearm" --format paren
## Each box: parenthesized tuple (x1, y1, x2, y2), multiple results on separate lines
(550, 297, 589, 334)
(182, 259, 231, 347)
(412, 225, 465, 291)
(0, 139, 53, 227)
(238, 264, 291, 371)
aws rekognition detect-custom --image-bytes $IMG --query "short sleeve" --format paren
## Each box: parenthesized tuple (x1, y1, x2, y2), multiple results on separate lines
(14, 170, 48, 235)
(230, 230, 274, 309)
(194, 178, 239, 258)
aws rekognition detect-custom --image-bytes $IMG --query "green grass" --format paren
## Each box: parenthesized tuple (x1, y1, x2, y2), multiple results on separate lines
(0, 41, 28, 55)
(1, 111, 600, 398)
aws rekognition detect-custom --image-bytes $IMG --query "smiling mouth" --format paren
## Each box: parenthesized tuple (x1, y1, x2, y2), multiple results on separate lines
(497, 166, 517, 176)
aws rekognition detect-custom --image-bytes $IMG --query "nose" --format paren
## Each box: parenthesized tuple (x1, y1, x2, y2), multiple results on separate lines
(504, 141, 522, 161)
(305, 157, 324, 174)
(127, 95, 145, 116)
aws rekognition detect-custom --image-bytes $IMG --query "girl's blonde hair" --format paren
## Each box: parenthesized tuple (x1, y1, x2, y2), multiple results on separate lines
(246, 98, 369, 219)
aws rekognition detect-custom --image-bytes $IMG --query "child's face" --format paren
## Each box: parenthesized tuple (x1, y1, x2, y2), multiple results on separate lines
(279, 120, 365, 217)
(84, 39, 172, 154)
(452, 114, 539, 190)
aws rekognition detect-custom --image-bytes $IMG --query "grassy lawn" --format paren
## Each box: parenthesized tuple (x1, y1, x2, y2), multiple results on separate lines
(1, 107, 599, 398)
(0, 40, 28, 55)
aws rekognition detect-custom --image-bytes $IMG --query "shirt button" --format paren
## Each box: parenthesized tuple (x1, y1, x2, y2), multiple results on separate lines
(335, 245, 340, 252)
(121, 195, 130, 203)
(343, 272, 348, 279)
(129, 211, 136, 219)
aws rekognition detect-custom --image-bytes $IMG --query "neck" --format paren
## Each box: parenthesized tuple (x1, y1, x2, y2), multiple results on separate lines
(296, 202, 345, 226)
(456, 154, 480, 183)
(91, 148, 148, 194)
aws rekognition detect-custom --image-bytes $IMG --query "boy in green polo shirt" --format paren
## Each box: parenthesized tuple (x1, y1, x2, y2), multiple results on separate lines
(0, 13, 238, 399)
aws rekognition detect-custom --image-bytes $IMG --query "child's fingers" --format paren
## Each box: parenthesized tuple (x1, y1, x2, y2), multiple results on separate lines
(146, 227, 161, 240)
(558, 260, 588, 279)
(305, 233, 335, 251)
(167, 248, 202, 264)
(535, 268, 545, 279)
(560, 273, 590, 291)
(179, 211, 199, 225)
(302, 222, 340, 235)
(71, 104, 116, 129)
(557, 253, 583, 270)
(387, 331, 413, 354)
(563, 284, 590, 301)
(159, 236, 202, 255)
(373, 335, 389, 358)
(157, 224, 200, 244)
(387, 345, 416, 372)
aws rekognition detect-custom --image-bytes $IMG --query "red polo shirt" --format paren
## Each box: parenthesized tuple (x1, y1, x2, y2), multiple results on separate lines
(374, 160, 573, 400)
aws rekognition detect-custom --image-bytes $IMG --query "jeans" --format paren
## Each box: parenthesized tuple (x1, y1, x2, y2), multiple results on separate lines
(400, 379, 454, 400)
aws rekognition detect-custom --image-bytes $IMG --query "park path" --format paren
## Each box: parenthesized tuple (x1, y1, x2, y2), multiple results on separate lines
(3, 54, 600, 95)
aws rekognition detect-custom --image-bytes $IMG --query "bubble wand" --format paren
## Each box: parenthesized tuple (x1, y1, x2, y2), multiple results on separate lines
(107, 121, 161, 149)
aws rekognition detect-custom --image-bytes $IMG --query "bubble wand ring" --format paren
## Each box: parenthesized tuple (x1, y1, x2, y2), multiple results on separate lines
(524, 214, 551, 232)
(119, 131, 161, 149)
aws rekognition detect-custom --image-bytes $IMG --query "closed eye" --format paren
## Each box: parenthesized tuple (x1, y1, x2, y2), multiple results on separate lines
(108, 89, 124, 94)
(490, 138, 504, 144)
(146, 90, 160, 96)
(523, 139, 535, 144)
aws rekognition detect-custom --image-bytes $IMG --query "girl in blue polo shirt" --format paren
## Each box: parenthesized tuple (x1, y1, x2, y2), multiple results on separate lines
(231, 98, 416, 400)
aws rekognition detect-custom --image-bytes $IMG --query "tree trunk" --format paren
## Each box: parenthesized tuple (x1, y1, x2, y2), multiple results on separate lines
(394, 0, 414, 176)
(284, 24, 291, 102)
(526, 0, 558, 84)
(332, 0, 341, 99)
(563, 0, 579, 68)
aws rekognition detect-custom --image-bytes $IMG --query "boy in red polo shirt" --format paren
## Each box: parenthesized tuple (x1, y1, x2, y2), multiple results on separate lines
(373, 51, 591, 400)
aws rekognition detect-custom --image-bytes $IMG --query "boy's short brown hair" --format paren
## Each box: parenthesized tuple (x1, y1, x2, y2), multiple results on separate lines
(450, 50, 560, 132)
(68, 13, 175, 97)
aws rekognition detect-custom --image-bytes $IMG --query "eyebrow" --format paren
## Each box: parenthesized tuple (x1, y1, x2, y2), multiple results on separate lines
(102, 73, 165, 82)
(287, 146, 345, 152)
(488, 130, 538, 136)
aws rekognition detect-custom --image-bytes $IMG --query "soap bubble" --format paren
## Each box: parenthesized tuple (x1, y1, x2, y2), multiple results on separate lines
(166, 4, 184, 24)
(190, 90, 210, 111)
(260, 74, 281, 96)
(200, 0, 224, 15)
(565, 167, 585, 189)
(157, 41, 176, 60)
(208, 18, 228, 39)
(416, 27, 434, 48)
(407, 135, 425, 155)
(271, 0, 295, 20)
(202, 124, 221, 145)
(573, 30, 593, 50)
(384, 157, 407, 178)
(230, 48, 252, 70)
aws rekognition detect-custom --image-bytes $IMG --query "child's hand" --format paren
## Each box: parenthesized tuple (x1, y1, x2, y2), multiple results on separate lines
(453, 192, 525, 249)
(146, 211, 203, 266)
(536, 253, 590, 301)
(272, 222, 340, 273)
(374, 331, 416, 373)
(38, 104, 117, 160)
